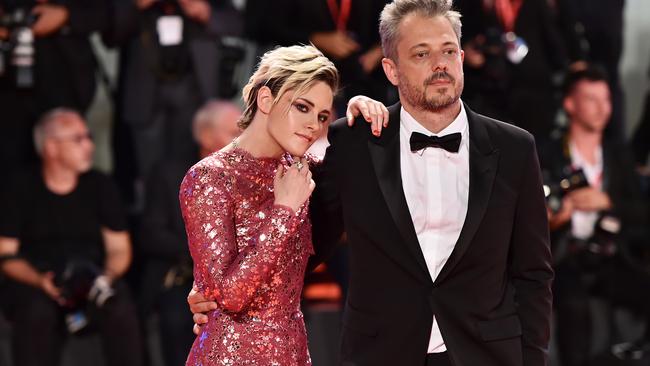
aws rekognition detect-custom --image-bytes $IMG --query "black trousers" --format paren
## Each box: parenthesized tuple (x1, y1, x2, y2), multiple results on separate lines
(7, 281, 143, 366)
(426, 352, 452, 366)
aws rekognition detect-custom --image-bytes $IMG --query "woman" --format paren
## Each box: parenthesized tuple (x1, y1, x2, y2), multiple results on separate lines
(179, 45, 386, 365)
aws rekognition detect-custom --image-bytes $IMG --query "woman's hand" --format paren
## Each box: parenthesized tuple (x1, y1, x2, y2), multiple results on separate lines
(273, 157, 314, 213)
(346, 95, 390, 137)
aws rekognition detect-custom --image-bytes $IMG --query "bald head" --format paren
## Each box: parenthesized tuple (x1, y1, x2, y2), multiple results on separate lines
(33, 108, 94, 172)
(193, 100, 242, 154)
(33, 108, 85, 156)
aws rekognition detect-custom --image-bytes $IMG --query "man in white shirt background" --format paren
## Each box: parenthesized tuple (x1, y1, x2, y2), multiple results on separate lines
(542, 66, 650, 366)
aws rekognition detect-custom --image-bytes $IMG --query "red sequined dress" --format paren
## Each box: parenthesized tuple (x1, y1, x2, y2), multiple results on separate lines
(180, 148, 315, 366)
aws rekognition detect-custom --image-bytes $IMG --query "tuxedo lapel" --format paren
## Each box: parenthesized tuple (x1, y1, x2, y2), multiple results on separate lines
(368, 103, 431, 282)
(435, 107, 499, 285)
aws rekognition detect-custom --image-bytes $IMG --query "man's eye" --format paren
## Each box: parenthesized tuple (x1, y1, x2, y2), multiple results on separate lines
(416, 51, 428, 58)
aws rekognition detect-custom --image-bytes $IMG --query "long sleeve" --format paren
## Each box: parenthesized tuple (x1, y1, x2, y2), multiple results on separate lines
(179, 162, 301, 313)
(510, 138, 554, 366)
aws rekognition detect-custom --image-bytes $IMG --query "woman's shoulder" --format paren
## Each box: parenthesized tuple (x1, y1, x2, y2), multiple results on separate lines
(181, 151, 236, 191)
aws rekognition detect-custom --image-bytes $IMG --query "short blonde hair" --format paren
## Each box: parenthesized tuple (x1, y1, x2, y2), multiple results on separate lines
(379, 0, 462, 61)
(238, 45, 339, 129)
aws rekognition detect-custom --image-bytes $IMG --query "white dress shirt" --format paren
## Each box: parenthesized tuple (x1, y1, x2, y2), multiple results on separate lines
(399, 104, 470, 353)
(569, 142, 603, 239)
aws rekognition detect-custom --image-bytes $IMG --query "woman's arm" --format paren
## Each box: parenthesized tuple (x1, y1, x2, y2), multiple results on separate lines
(179, 162, 301, 313)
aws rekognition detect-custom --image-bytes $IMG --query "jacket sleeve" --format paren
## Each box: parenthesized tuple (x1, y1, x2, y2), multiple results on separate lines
(509, 138, 554, 366)
(100, 0, 141, 47)
(308, 121, 347, 273)
(179, 162, 301, 313)
(64, 0, 110, 35)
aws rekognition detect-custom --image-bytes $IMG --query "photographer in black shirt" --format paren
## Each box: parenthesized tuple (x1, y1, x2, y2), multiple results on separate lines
(540, 66, 650, 366)
(0, 109, 142, 366)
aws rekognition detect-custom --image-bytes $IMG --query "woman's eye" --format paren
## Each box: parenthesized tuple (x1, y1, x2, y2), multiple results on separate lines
(295, 103, 309, 113)
(318, 114, 329, 123)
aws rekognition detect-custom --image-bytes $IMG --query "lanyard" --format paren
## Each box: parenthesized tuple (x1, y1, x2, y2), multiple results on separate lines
(494, 0, 523, 33)
(326, 0, 352, 32)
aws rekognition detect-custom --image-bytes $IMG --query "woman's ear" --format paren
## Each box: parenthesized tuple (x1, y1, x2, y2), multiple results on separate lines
(256, 86, 274, 115)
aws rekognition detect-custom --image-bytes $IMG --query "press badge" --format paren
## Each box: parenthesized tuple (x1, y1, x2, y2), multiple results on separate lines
(157, 15, 184, 46)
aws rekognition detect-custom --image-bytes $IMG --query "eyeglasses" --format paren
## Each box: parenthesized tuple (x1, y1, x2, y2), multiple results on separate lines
(51, 131, 93, 144)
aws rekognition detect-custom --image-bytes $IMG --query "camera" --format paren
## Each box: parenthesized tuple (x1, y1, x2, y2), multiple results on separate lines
(543, 166, 590, 213)
(0, 7, 37, 88)
(568, 214, 621, 269)
(56, 260, 115, 334)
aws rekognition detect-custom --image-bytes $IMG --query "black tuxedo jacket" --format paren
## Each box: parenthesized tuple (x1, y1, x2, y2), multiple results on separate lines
(310, 103, 553, 366)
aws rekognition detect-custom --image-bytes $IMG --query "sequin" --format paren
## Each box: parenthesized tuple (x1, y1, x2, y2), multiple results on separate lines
(180, 148, 316, 365)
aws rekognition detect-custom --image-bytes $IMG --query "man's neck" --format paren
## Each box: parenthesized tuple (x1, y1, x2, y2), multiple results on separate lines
(42, 163, 78, 195)
(401, 99, 461, 134)
(569, 122, 603, 164)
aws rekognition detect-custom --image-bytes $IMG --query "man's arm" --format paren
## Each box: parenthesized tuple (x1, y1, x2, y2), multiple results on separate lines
(0, 236, 62, 301)
(307, 120, 347, 273)
(510, 139, 554, 366)
(101, 228, 132, 282)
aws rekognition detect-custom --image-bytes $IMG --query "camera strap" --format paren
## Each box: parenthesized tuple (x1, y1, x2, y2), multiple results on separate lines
(493, 0, 523, 33)
(326, 0, 352, 32)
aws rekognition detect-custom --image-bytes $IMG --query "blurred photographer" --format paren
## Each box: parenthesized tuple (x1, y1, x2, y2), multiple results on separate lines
(104, 0, 243, 207)
(456, 0, 569, 143)
(0, 0, 107, 182)
(0, 109, 142, 366)
(540, 66, 650, 366)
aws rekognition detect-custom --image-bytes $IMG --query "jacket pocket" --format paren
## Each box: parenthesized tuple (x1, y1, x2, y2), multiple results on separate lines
(342, 304, 380, 337)
(477, 314, 522, 341)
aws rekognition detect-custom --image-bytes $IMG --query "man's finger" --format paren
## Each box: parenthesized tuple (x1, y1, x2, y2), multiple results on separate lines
(193, 313, 209, 325)
(189, 301, 218, 314)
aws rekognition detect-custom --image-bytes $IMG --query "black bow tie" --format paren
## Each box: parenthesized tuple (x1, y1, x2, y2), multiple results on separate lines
(409, 131, 462, 153)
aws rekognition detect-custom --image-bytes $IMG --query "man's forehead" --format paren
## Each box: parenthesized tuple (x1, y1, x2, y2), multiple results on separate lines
(575, 80, 610, 94)
(53, 115, 86, 133)
(398, 14, 458, 47)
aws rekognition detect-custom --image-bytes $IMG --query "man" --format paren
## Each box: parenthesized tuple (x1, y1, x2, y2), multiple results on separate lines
(456, 0, 569, 142)
(0, 109, 142, 366)
(541, 67, 649, 366)
(139, 100, 240, 366)
(191, 1, 553, 365)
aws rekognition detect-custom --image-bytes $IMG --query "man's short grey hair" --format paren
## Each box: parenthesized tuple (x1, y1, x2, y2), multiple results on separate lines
(379, 0, 462, 61)
(192, 100, 241, 142)
(33, 108, 82, 155)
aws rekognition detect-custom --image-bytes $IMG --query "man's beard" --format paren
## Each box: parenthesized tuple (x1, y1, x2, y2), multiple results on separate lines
(399, 71, 463, 112)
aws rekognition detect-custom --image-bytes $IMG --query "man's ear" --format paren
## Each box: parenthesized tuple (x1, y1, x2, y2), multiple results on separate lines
(382, 57, 399, 87)
(563, 96, 574, 117)
(256, 86, 274, 115)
